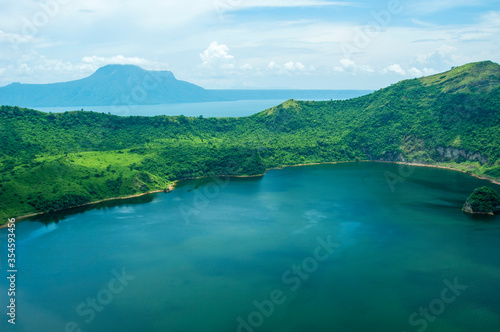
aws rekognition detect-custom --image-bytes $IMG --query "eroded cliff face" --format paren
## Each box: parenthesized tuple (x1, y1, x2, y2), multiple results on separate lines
(436, 147, 488, 164)
(461, 200, 500, 215)
(376, 152, 407, 163)
(362, 145, 488, 165)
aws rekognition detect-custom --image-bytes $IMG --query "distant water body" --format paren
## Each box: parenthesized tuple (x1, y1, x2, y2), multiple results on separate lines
(33, 90, 371, 117)
(2, 162, 500, 332)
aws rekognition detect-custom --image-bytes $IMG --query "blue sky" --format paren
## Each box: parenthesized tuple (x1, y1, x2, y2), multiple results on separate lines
(0, 0, 499, 89)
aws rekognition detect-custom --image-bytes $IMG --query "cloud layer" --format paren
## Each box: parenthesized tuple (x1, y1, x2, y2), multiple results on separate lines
(0, 0, 499, 88)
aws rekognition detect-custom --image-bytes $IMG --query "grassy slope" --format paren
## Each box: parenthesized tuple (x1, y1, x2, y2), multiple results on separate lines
(1, 61, 499, 223)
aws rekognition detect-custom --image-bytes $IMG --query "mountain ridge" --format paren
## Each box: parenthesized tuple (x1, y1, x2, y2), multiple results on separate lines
(0, 64, 371, 107)
(419, 60, 500, 94)
(0, 64, 209, 106)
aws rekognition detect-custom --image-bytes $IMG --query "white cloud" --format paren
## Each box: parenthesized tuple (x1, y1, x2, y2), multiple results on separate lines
(408, 67, 436, 77)
(414, 45, 457, 68)
(335, 58, 374, 74)
(79, 55, 171, 73)
(0, 57, 87, 84)
(340, 58, 356, 69)
(82, 55, 149, 67)
(284, 62, 294, 70)
(1, 0, 499, 89)
(384, 64, 406, 75)
(264, 60, 313, 75)
(0, 30, 33, 44)
(200, 41, 235, 68)
(408, 67, 422, 77)
(0, 53, 172, 86)
(284, 61, 305, 71)
(482, 10, 500, 25)
(267, 61, 278, 70)
(18, 63, 31, 73)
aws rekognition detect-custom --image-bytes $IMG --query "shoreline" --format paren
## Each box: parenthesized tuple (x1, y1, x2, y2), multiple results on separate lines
(2, 160, 499, 228)
(377, 161, 500, 186)
(0, 185, 175, 229)
(266, 160, 500, 186)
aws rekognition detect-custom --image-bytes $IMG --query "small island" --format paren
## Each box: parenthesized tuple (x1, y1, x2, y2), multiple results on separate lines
(463, 186, 500, 215)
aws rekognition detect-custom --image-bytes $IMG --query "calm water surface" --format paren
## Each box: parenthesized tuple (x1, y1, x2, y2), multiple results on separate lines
(32, 90, 371, 118)
(1, 162, 500, 332)
(34, 100, 288, 118)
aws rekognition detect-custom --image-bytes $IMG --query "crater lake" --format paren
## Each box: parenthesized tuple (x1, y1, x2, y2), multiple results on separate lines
(2, 162, 500, 332)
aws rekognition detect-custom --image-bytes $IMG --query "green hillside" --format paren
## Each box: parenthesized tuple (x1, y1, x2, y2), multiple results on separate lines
(420, 60, 500, 94)
(1, 61, 499, 224)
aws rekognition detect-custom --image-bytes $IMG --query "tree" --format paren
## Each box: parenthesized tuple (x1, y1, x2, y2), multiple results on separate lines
(463, 186, 500, 215)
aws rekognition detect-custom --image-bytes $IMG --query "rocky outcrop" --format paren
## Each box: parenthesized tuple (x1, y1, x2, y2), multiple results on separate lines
(463, 186, 500, 215)
(437, 147, 488, 164)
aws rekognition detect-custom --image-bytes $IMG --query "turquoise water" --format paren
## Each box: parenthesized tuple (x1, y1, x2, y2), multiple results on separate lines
(34, 100, 288, 118)
(1, 162, 500, 332)
(32, 90, 371, 118)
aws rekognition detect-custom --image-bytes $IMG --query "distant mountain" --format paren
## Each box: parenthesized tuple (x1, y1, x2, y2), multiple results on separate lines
(207, 89, 370, 102)
(0, 65, 371, 107)
(0, 65, 212, 106)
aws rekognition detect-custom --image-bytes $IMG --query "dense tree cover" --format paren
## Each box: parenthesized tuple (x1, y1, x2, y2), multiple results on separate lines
(463, 186, 500, 214)
(1, 61, 499, 223)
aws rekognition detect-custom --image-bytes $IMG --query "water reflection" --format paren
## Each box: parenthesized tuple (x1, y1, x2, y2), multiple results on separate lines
(26, 193, 158, 225)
